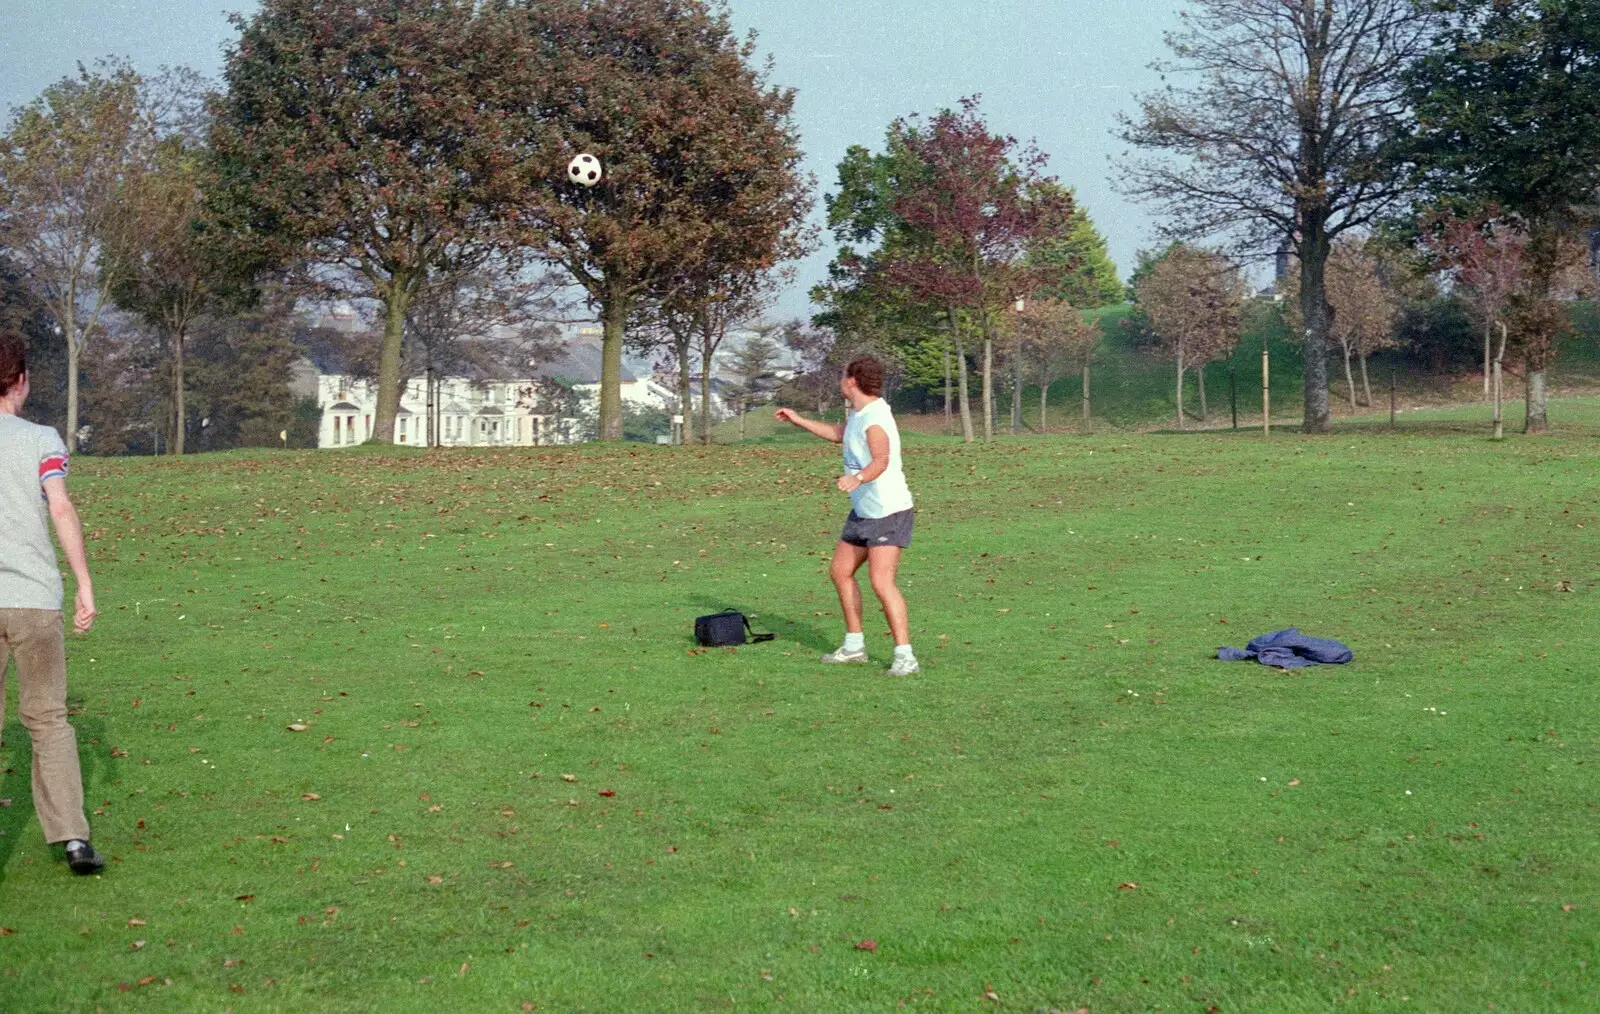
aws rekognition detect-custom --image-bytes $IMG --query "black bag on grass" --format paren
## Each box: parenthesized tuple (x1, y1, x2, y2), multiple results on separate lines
(694, 610, 775, 647)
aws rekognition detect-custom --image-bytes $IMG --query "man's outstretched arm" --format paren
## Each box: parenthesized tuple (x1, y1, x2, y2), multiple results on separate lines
(44, 476, 96, 633)
(774, 408, 844, 444)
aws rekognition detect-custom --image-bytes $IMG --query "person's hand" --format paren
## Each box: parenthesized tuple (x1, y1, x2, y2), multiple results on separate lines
(836, 474, 862, 494)
(774, 408, 800, 425)
(73, 585, 97, 634)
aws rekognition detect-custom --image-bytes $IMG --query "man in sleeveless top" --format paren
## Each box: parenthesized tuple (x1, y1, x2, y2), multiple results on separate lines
(776, 356, 919, 676)
(0, 331, 104, 874)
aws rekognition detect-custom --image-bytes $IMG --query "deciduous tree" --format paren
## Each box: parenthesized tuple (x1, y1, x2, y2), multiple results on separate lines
(1120, 0, 1433, 434)
(1016, 296, 1099, 430)
(1407, 0, 1600, 432)
(0, 62, 146, 450)
(210, 0, 536, 445)
(883, 98, 1071, 443)
(1134, 245, 1244, 429)
(510, 0, 812, 442)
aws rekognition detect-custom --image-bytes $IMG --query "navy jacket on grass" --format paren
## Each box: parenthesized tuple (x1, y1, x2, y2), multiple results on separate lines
(1217, 628, 1353, 668)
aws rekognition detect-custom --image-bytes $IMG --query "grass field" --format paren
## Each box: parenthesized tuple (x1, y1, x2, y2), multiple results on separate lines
(2, 399, 1598, 1011)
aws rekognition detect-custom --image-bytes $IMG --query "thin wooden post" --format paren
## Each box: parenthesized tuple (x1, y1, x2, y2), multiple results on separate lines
(1229, 362, 1238, 429)
(1261, 343, 1271, 436)
(1389, 368, 1397, 429)
(1492, 321, 1506, 441)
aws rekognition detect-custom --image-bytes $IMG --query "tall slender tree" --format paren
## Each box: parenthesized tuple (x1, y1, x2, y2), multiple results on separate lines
(210, 0, 538, 445)
(0, 62, 145, 450)
(1120, 0, 1433, 434)
(882, 98, 1071, 442)
(1017, 296, 1099, 430)
(1134, 245, 1244, 429)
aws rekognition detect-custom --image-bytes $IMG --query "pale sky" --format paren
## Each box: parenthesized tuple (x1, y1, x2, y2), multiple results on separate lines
(0, 0, 1184, 321)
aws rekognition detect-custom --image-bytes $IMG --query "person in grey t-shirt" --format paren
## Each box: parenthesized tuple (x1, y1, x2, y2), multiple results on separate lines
(0, 331, 103, 874)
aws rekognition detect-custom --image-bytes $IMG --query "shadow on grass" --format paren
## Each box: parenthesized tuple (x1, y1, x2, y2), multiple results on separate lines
(684, 594, 835, 653)
(0, 711, 108, 883)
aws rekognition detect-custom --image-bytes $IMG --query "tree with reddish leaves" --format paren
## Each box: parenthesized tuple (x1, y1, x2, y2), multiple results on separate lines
(881, 98, 1072, 443)
(1420, 213, 1528, 406)
(509, 0, 813, 442)
(210, 0, 538, 445)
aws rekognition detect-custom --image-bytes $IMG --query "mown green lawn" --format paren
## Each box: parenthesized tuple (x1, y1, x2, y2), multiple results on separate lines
(1, 400, 1597, 1012)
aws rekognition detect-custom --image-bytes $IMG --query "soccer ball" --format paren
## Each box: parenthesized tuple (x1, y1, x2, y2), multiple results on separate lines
(567, 153, 602, 187)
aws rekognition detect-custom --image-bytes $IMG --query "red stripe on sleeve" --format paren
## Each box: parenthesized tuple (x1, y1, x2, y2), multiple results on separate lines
(39, 455, 69, 482)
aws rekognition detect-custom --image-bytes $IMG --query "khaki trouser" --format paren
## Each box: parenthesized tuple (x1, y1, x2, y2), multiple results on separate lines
(0, 609, 90, 844)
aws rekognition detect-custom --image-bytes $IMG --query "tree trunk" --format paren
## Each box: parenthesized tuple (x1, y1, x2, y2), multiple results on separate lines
(1483, 321, 1493, 399)
(1524, 365, 1548, 433)
(951, 310, 974, 443)
(373, 280, 412, 444)
(675, 333, 693, 446)
(699, 335, 714, 445)
(981, 320, 994, 443)
(1175, 348, 1186, 430)
(172, 329, 186, 455)
(598, 284, 629, 442)
(1082, 363, 1091, 426)
(1038, 369, 1049, 433)
(1011, 328, 1023, 434)
(943, 339, 952, 435)
(1342, 346, 1357, 414)
(739, 400, 747, 441)
(1359, 354, 1372, 408)
(1197, 365, 1208, 422)
(1299, 220, 1333, 434)
(63, 309, 80, 453)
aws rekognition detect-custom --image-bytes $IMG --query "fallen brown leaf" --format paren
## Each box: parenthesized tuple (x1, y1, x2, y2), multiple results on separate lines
(1117, 882, 1139, 891)
(1287, 778, 1301, 787)
(286, 723, 309, 732)
(234, 894, 255, 903)
(127, 917, 146, 927)
(598, 789, 616, 798)
(854, 939, 877, 953)
(301, 793, 321, 801)
(560, 773, 577, 782)
(130, 939, 146, 950)
(982, 982, 1000, 1002)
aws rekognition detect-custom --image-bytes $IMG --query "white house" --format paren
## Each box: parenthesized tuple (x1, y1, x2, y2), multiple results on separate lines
(312, 373, 581, 449)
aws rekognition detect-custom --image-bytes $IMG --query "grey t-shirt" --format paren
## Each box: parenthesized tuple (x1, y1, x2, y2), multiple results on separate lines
(0, 414, 67, 610)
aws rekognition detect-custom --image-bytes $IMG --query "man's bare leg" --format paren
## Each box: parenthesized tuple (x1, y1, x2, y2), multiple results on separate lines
(866, 545, 910, 645)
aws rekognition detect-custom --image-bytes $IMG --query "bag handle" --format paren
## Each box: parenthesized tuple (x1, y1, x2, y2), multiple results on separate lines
(742, 615, 776, 644)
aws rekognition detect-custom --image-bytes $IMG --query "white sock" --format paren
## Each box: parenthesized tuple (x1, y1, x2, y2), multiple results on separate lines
(842, 632, 865, 653)
(894, 644, 915, 660)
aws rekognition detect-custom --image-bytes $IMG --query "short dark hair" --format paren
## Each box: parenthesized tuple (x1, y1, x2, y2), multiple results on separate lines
(844, 356, 884, 397)
(0, 331, 24, 397)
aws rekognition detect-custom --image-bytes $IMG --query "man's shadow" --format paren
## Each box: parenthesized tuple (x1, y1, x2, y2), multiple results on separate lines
(685, 594, 834, 652)
(0, 706, 106, 883)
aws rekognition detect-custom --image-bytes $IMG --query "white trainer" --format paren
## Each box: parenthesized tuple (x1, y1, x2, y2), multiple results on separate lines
(820, 647, 869, 664)
(886, 655, 920, 677)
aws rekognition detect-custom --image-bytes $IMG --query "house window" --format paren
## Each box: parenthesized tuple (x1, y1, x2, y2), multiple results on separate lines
(399, 417, 408, 443)
(331, 418, 341, 446)
(364, 415, 371, 437)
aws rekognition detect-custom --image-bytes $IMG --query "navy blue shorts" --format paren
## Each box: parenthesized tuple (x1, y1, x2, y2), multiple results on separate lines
(840, 509, 915, 549)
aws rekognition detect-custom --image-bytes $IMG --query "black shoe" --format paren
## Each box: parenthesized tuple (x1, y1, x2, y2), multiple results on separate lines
(65, 840, 105, 875)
